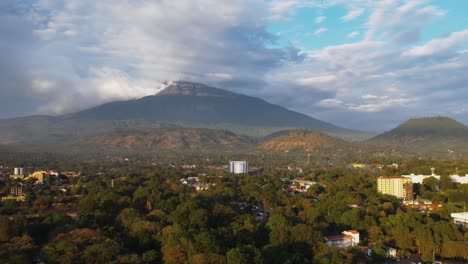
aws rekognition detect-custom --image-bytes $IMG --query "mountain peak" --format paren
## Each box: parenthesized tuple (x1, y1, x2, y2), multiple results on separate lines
(367, 116, 468, 152)
(157, 81, 238, 97)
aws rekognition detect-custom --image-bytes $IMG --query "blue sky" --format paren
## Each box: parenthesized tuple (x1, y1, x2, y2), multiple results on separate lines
(0, 0, 467, 131)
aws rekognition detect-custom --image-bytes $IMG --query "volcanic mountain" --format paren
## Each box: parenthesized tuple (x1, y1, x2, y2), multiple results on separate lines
(0, 81, 370, 149)
(366, 117, 468, 154)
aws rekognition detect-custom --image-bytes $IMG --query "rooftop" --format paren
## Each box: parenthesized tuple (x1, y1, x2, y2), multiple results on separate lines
(379, 176, 408, 179)
(451, 212, 468, 220)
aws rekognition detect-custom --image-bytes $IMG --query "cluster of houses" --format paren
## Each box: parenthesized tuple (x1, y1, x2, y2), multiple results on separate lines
(282, 179, 318, 195)
(180, 177, 216, 191)
(1, 166, 62, 202)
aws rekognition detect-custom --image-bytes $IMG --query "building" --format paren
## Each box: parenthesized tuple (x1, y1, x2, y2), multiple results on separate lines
(451, 212, 468, 227)
(324, 230, 360, 249)
(377, 176, 413, 201)
(403, 168, 439, 184)
(30, 171, 49, 182)
(449, 175, 468, 184)
(229, 161, 248, 174)
(10, 185, 23, 196)
(403, 173, 468, 185)
(403, 173, 440, 184)
(10, 167, 25, 180)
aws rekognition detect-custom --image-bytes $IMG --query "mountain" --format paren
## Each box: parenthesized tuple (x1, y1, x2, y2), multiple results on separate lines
(366, 117, 468, 154)
(0, 81, 371, 150)
(259, 129, 351, 152)
(66, 81, 364, 140)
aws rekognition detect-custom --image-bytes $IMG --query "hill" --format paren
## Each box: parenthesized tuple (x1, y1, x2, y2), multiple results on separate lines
(259, 129, 351, 152)
(70, 128, 255, 152)
(366, 117, 468, 155)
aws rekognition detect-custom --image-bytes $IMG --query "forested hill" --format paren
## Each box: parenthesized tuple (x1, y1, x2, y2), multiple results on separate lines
(259, 129, 351, 152)
(366, 117, 468, 154)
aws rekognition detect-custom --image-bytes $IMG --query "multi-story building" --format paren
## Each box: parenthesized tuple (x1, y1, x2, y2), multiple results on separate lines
(377, 176, 413, 201)
(229, 161, 248, 174)
(324, 230, 360, 249)
(10, 167, 25, 180)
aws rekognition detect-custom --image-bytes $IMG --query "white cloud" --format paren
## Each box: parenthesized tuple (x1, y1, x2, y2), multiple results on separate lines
(342, 8, 364, 22)
(297, 75, 336, 85)
(317, 98, 343, 108)
(315, 15, 325, 24)
(403, 29, 468, 57)
(269, 0, 299, 20)
(347, 31, 359, 38)
(365, 0, 445, 41)
(313, 27, 328, 36)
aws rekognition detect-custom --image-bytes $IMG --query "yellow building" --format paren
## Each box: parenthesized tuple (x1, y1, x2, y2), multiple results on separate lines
(377, 176, 413, 201)
(31, 171, 49, 182)
(351, 163, 366, 168)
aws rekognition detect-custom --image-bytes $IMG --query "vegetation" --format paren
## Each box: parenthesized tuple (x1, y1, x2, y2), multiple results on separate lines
(0, 154, 467, 263)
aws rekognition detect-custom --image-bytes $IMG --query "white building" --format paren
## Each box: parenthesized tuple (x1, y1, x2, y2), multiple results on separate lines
(449, 175, 468, 184)
(403, 173, 468, 184)
(451, 212, 468, 227)
(230, 161, 248, 174)
(402, 173, 440, 184)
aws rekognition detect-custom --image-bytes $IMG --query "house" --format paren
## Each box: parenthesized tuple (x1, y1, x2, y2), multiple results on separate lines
(324, 230, 360, 249)
(451, 212, 468, 227)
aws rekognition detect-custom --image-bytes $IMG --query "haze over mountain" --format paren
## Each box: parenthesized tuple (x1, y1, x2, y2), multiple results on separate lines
(366, 117, 468, 155)
(0, 81, 371, 148)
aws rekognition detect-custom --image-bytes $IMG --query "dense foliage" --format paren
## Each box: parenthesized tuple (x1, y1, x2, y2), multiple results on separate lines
(0, 155, 467, 263)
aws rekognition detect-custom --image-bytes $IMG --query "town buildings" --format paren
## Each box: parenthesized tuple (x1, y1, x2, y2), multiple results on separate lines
(229, 161, 248, 174)
(377, 176, 413, 201)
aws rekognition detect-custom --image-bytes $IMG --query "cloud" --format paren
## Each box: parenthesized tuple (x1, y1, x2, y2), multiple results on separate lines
(342, 8, 364, 22)
(296, 75, 337, 85)
(269, 0, 299, 20)
(313, 27, 328, 36)
(347, 31, 359, 38)
(365, 0, 445, 41)
(315, 16, 325, 24)
(317, 98, 343, 108)
(403, 29, 468, 57)
(207, 73, 233, 80)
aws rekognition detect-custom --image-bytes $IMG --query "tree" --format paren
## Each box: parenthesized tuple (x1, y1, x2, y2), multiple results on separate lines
(226, 245, 262, 264)
(267, 213, 291, 245)
(422, 177, 439, 192)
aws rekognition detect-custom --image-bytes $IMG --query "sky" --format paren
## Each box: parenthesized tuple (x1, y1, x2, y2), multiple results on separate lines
(0, 0, 467, 132)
